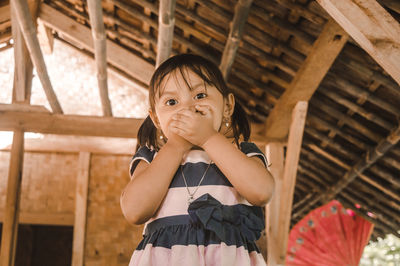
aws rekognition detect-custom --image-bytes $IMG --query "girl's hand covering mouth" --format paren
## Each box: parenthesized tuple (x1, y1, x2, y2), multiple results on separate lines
(170, 105, 218, 147)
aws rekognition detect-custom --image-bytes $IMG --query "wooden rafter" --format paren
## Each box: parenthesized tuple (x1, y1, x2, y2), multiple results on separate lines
(156, 0, 176, 67)
(219, 0, 253, 80)
(0, 130, 24, 266)
(263, 19, 348, 140)
(294, 123, 400, 220)
(11, 0, 63, 113)
(317, 0, 400, 85)
(87, 0, 112, 117)
(38, 3, 154, 86)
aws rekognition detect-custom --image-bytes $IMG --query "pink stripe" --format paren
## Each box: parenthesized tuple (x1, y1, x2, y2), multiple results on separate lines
(144, 186, 251, 226)
(129, 243, 266, 266)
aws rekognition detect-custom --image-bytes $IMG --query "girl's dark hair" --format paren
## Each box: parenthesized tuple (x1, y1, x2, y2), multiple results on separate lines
(136, 54, 250, 151)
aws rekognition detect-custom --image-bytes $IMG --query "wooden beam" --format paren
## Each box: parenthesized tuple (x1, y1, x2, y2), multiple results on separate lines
(0, 130, 24, 266)
(72, 152, 91, 266)
(12, 0, 63, 113)
(317, 0, 400, 85)
(219, 0, 253, 80)
(1, 135, 136, 155)
(263, 19, 348, 140)
(275, 101, 308, 264)
(11, 0, 33, 104)
(87, 0, 112, 117)
(265, 142, 285, 265)
(0, 212, 74, 226)
(38, 3, 154, 86)
(0, 109, 143, 138)
(156, 0, 176, 67)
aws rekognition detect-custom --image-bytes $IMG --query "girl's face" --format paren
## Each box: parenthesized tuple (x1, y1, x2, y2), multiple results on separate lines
(150, 69, 233, 139)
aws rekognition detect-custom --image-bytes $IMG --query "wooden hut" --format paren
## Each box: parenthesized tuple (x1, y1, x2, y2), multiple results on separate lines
(0, 0, 399, 265)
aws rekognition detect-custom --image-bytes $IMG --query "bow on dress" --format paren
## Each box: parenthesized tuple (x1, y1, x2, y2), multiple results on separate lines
(188, 193, 265, 242)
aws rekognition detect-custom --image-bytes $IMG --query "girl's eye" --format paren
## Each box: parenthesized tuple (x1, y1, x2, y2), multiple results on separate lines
(165, 99, 177, 106)
(195, 93, 207, 100)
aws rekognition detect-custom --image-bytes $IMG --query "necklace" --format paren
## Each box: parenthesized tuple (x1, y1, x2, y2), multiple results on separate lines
(180, 161, 212, 204)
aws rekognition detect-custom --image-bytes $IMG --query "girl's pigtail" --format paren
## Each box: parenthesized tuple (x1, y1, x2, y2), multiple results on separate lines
(136, 115, 158, 152)
(231, 102, 250, 147)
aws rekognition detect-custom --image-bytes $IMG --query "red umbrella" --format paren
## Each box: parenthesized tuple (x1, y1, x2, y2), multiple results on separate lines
(286, 200, 374, 266)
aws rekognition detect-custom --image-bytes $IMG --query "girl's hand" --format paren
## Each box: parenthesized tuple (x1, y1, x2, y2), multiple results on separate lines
(166, 125, 193, 153)
(170, 105, 217, 147)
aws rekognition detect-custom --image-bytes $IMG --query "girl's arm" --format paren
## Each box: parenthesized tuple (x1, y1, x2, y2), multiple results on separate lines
(202, 133, 275, 206)
(120, 137, 190, 225)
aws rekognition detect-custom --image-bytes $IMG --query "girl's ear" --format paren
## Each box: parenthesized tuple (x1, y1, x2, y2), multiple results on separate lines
(224, 93, 235, 117)
(148, 109, 160, 129)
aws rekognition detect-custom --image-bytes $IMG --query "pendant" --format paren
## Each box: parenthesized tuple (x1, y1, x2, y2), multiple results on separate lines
(188, 195, 194, 204)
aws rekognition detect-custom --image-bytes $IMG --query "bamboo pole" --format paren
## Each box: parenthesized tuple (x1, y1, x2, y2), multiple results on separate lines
(156, 0, 176, 67)
(11, 0, 33, 104)
(0, 130, 24, 266)
(219, 0, 253, 80)
(11, 0, 62, 114)
(87, 0, 112, 117)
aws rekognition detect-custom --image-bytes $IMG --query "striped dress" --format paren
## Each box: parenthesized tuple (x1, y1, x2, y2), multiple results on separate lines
(128, 142, 268, 266)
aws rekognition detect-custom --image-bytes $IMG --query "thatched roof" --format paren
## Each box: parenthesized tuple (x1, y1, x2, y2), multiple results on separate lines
(0, 0, 399, 251)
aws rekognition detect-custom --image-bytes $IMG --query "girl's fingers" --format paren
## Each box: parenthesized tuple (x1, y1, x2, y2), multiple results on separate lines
(195, 105, 212, 117)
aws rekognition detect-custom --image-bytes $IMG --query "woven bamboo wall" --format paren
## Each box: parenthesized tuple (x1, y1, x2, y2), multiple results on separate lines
(85, 154, 143, 265)
(0, 151, 77, 216)
(0, 151, 144, 264)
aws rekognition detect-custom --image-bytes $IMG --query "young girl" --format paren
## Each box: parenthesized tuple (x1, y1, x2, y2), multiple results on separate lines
(121, 54, 274, 266)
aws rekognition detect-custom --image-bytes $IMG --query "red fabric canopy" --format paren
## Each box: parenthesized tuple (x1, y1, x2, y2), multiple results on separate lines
(286, 200, 374, 266)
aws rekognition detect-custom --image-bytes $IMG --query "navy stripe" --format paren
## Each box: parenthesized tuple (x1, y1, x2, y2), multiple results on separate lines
(138, 215, 260, 252)
(169, 163, 233, 188)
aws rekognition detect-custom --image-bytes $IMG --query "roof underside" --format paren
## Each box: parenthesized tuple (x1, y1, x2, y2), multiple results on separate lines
(0, 0, 399, 239)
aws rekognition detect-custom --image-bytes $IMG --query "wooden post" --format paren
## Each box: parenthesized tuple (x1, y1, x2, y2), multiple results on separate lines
(265, 142, 285, 265)
(0, 130, 24, 266)
(273, 101, 308, 265)
(219, 0, 253, 80)
(156, 0, 176, 67)
(11, 0, 63, 114)
(87, 0, 112, 117)
(72, 152, 91, 266)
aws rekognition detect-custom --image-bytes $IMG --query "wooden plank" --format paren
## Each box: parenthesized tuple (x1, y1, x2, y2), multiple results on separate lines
(263, 19, 348, 140)
(12, 0, 62, 113)
(219, 0, 253, 80)
(156, 0, 176, 67)
(87, 0, 112, 116)
(276, 101, 308, 263)
(38, 3, 154, 86)
(317, 0, 400, 85)
(0, 130, 24, 266)
(0, 103, 49, 112)
(0, 135, 136, 155)
(0, 212, 74, 226)
(0, 109, 143, 138)
(72, 152, 91, 266)
(265, 142, 285, 265)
